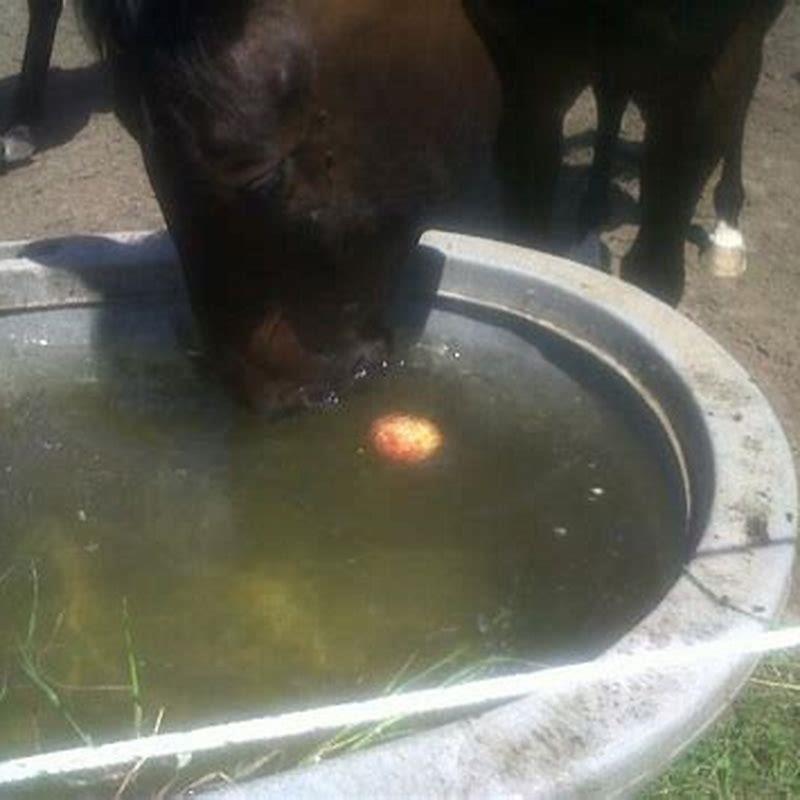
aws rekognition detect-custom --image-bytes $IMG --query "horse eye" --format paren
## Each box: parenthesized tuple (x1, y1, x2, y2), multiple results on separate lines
(241, 159, 287, 199)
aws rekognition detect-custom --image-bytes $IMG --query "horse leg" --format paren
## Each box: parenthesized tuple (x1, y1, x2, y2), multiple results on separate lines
(703, 31, 767, 278)
(621, 9, 777, 306)
(499, 89, 563, 243)
(621, 97, 722, 305)
(496, 65, 592, 248)
(2, 0, 63, 165)
(703, 123, 748, 277)
(465, 1, 588, 245)
(578, 77, 628, 235)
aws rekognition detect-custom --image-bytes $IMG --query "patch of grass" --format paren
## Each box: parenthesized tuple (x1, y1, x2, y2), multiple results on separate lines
(643, 655, 800, 799)
(299, 650, 537, 767)
(160, 649, 538, 796)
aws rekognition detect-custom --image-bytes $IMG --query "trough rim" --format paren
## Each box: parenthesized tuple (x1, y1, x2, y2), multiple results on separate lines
(0, 229, 796, 799)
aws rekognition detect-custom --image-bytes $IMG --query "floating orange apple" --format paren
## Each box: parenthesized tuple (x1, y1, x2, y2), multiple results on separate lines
(369, 413, 443, 463)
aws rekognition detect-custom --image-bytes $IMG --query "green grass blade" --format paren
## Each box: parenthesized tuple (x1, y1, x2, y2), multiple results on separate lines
(383, 652, 419, 695)
(122, 597, 143, 737)
(25, 560, 39, 649)
(17, 644, 92, 746)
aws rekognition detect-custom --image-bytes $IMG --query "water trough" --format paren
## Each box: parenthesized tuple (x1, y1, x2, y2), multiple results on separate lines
(0, 229, 795, 798)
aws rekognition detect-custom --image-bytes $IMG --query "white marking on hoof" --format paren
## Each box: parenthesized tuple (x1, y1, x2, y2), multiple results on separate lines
(1, 126, 36, 165)
(703, 221, 747, 278)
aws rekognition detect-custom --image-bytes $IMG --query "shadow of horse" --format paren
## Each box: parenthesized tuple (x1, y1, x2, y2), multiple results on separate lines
(8, 232, 203, 397)
(7, 231, 446, 411)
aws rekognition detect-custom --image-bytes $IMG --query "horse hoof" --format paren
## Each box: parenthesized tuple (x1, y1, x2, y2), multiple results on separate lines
(620, 252, 684, 307)
(702, 222, 747, 278)
(1, 125, 36, 165)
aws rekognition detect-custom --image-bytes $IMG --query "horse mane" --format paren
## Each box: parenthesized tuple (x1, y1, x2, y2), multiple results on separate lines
(77, 0, 246, 57)
(78, 0, 158, 55)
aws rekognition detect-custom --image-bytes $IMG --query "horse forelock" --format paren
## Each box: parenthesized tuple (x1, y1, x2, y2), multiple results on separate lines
(78, 0, 151, 55)
(77, 0, 264, 57)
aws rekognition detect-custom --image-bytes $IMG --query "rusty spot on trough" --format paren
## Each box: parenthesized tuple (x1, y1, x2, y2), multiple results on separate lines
(746, 514, 769, 545)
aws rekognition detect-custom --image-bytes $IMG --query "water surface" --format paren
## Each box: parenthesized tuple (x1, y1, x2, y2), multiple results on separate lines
(0, 302, 686, 765)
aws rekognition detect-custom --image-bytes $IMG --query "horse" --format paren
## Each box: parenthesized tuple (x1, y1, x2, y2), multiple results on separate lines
(3, 0, 786, 410)
(75, 0, 503, 412)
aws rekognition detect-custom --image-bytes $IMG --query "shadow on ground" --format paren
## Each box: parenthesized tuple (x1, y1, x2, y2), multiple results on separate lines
(0, 62, 111, 160)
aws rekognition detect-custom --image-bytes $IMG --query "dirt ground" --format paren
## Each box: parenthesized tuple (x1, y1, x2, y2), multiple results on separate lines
(1, 1, 799, 620)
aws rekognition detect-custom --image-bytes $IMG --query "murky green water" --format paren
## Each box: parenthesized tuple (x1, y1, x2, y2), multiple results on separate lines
(0, 302, 685, 776)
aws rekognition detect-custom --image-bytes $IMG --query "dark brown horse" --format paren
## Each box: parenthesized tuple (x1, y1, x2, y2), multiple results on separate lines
(3, 0, 786, 410)
(467, 0, 786, 300)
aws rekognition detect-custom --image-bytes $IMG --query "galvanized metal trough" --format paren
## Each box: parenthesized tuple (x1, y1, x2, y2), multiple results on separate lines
(0, 229, 795, 798)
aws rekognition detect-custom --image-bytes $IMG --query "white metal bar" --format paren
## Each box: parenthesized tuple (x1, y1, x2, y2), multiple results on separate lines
(1, 625, 799, 788)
